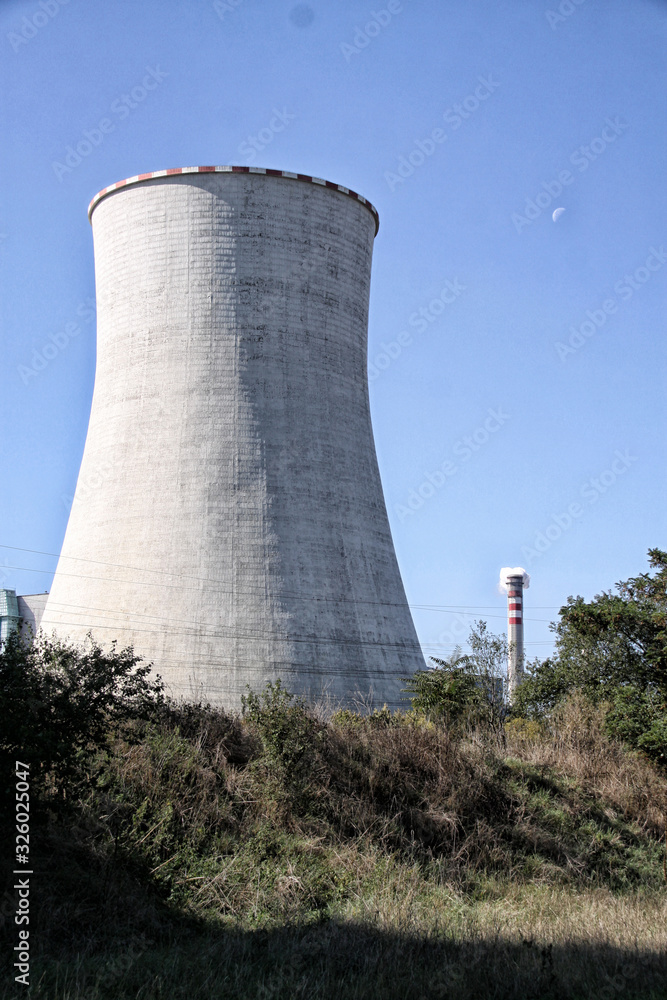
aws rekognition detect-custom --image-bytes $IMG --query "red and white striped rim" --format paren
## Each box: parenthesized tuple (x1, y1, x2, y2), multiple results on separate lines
(87, 166, 380, 233)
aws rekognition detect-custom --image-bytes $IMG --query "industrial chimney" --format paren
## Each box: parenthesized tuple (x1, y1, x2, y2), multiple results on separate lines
(41, 166, 425, 709)
(498, 567, 530, 702)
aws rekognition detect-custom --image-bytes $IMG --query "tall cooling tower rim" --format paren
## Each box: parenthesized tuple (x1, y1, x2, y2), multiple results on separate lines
(87, 166, 380, 234)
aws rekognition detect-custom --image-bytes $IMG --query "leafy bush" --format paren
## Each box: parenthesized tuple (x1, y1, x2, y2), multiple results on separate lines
(605, 686, 667, 764)
(503, 717, 544, 744)
(0, 631, 164, 807)
(403, 663, 484, 725)
(403, 625, 506, 729)
(241, 679, 322, 787)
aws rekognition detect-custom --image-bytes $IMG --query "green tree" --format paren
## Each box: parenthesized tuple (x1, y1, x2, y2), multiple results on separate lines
(514, 549, 667, 764)
(403, 623, 507, 728)
(403, 646, 479, 725)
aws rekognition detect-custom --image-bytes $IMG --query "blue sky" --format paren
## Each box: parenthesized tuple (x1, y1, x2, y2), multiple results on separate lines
(1, 0, 665, 664)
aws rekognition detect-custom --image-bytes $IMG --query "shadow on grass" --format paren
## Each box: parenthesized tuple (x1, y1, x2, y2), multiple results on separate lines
(3, 917, 667, 1000)
(1, 835, 665, 1000)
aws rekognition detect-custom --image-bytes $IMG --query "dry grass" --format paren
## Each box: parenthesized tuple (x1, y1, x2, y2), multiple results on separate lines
(2, 693, 667, 999)
(504, 693, 667, 837)
(9, 887, 667, 1000)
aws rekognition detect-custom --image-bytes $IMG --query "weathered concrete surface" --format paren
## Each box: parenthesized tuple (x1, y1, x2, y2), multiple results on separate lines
(42, 171, 425, 709)
(17, 593, 49, 640)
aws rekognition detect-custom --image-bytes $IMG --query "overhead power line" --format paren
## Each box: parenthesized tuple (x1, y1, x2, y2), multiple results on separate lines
(1, 544, 561, 622)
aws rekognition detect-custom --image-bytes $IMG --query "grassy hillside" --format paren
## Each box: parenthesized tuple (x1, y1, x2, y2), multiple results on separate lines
(2, 682, 666, 1000)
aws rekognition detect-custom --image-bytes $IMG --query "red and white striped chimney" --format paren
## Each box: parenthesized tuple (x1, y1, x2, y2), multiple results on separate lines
(499, 567, 530, 703)
(506, 574, 524, 700)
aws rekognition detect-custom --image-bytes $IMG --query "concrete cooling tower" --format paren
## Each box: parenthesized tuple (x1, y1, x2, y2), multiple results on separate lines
(41, 165, 425, 710)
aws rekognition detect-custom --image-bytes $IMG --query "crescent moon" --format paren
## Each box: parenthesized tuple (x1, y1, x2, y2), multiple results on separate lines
(552, 207, 566, 222)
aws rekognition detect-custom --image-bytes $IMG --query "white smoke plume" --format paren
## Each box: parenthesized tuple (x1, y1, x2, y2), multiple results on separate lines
(498, 566, 531, 594)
